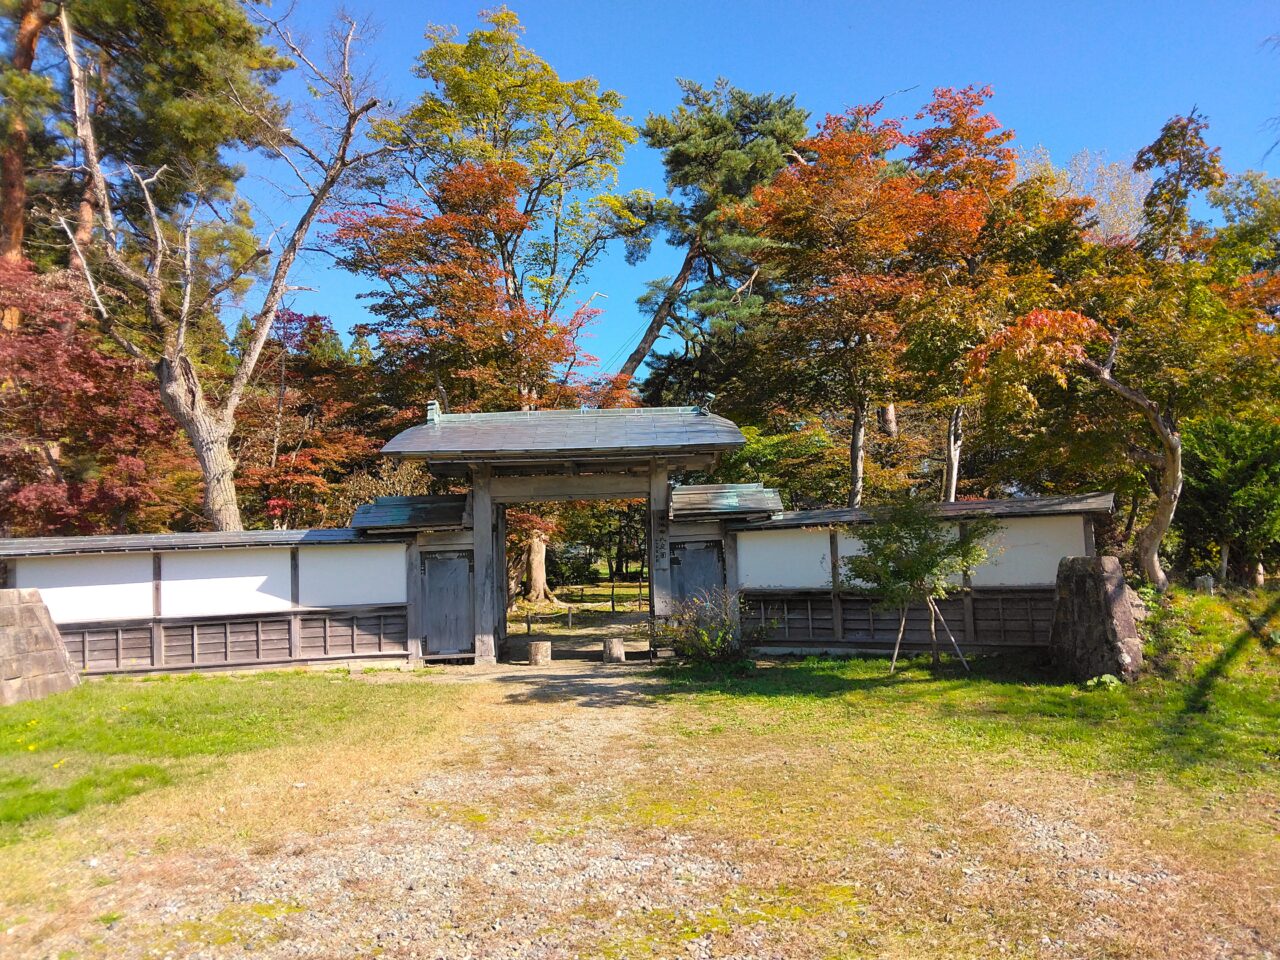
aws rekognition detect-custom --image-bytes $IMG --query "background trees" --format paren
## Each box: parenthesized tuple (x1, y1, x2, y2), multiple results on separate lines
(0, 3, 1275, 589)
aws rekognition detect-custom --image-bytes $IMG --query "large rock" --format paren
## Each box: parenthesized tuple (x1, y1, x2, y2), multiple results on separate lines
(1049, 557, 1143, 683)
(0, 589, 80, 706)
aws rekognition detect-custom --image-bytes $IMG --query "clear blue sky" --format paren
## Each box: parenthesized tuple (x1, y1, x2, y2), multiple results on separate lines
(250, 0, 1280, 375)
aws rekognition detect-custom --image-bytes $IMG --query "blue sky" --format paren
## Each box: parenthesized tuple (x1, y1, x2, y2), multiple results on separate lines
(249, 0, 1280, 374)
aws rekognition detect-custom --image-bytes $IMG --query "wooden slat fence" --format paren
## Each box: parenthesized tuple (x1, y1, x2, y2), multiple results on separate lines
(741, 588, 1055, 654)
(59, 604, 410, 675)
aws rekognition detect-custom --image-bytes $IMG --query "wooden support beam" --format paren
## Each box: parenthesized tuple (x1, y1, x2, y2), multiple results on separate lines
(723, 530, 740, 629)
(288, 547, 301, 660)
(960, 523, 976, 646)
(150, 553, 163, 668)
(828, 529, 844, 643)
(490, 472, 649, 503)
(648, 459, 673, 618)
(471, 465, 498, 663)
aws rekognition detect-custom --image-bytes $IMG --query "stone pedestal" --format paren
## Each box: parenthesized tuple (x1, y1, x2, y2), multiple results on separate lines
(1048, 557, 1143, 683)
(602, 637, 627, 663)
(1, 589, 80, 705)
(528, 640, 552, 666)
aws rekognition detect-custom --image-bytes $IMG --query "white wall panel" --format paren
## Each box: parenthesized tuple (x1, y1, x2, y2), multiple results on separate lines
(160, 548, 292, 618)
(298, 543, 406, 607)
(969, 515, 1086, 587)
(14, 554, 153, 624)
(737, 529, 831, 589)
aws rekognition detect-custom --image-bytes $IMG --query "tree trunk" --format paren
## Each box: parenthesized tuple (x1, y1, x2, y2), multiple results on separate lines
(1083, 353, 1183, 592)
(524, 532, 558, 602)
(618, 238, 702, 379)
(941, 405, 963, 503)
(877, 403, 899, 438)
(156, 355, 243, 530)
(1133, 432, 1181, 592)
(1253, 561, 1267, 589)
(847, 400, 869, 508)
(1217, 539, 1230, 584)
(0, 0, 53, 264)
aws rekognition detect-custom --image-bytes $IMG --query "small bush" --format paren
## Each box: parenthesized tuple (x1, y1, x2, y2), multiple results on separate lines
(657, 590, 755, 665)
(547, 544, 597, 587)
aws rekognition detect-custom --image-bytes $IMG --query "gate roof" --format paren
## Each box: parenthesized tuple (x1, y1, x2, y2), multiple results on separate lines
(382, 406, 744, 473)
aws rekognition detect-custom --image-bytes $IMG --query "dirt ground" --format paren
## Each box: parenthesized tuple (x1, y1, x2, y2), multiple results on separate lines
(4, 640, 1278, 960)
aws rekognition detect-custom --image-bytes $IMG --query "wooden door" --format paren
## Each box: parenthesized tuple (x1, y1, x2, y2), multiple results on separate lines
(420, 551, 474, 655)
(671, 540, 725, 605)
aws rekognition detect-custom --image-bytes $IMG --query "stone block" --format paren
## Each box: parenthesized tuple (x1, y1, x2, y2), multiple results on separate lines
(0, 589, 79, 704)
(1048, 556, 1143, 683)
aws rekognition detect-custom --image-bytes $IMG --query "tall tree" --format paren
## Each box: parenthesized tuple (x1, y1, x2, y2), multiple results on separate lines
(747, 101, 925, 505)
(1, 0, 286, 267)
(61, 8, 389, 529)
(973, 114, 1276, 589)
(620, 79, 809, 379)
(374, 7, 643, 322)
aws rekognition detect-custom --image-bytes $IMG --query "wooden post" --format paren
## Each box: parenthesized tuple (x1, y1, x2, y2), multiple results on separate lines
(405, 542, 423, 664)
(471, 465, 498, 663)
(648, 459, 673, 618)
(150, 552, 164, 668)
(723, 530, 740, 629)
(603, 636, 627, 663)
(289, 547, 301, 661)
(959, 522, 977, 646)
(828, 529, 844, 644)
(529, 639, 552, 666)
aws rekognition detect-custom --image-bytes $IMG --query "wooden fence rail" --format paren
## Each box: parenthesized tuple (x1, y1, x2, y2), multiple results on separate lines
(58, 604, 410, 675)
(740, 588, 1055, 654)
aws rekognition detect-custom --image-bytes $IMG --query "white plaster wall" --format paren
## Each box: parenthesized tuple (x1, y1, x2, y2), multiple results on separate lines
(737, 529, 831, 589)
(160, 548, 292, 618)
(969, 515, 1087, 587)
(14, 554, 154, 624)
(298, 543, 406, 608)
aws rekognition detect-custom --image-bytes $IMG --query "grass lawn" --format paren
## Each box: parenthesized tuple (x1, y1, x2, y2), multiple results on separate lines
(0, 588, 1276, 959)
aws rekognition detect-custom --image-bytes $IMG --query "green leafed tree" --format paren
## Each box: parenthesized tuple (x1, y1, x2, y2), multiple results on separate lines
(1178, 414, 1280, 586)
(843, 497, 1001, 671)
(620, 78, 809, 379)
(373, 6, 644, 319)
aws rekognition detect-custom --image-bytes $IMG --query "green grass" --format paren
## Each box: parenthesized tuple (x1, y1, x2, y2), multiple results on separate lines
(0, 670, 449, 840)
(657, 588, 1280, 789)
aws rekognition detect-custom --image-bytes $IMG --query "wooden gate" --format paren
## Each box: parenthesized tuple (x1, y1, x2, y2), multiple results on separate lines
(420, 551, 474, 657)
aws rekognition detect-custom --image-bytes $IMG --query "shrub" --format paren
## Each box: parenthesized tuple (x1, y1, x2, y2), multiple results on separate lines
(546, 544, 597, 587)
(657, 589, 755, 665)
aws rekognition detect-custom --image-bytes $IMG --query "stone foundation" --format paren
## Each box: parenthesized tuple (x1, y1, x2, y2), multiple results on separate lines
(1048, 557, 1143, 682)
(1, 589, 80, 705)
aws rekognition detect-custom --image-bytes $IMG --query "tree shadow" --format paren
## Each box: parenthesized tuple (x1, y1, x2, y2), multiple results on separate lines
(1153, 591, 1280, 771)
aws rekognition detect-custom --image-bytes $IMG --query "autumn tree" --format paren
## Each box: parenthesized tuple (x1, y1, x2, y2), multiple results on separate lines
(0, 259, 199, 534)
(60, 8, 390, 530)
(747, 102, 925, 505)
(234, 311, 381, 529)
(973, 113, 1277, 589)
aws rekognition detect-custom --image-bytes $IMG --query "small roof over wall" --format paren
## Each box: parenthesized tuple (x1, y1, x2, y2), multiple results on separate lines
(731, 492, 1115, 531)
(671, 483, 784, 521)
(351, 495, 471, 532)
(0, 528, 372, 560)
(382, 406, 744, 475)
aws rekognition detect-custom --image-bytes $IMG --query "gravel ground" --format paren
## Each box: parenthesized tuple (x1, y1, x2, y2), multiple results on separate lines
(9, 652, 1277, 960)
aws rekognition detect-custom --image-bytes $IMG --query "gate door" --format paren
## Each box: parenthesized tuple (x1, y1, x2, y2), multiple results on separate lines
(420, 551, 474, 656)
(671, 540, 726, 605)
